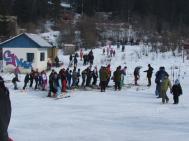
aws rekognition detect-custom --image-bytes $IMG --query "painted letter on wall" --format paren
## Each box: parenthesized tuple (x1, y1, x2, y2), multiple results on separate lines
(4, 50, 32, 70)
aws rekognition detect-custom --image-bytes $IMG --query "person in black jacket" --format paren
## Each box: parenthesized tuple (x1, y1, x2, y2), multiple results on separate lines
(23, 73, 30, 90)
(55, 56, 60, 68)
(144, 64, 154, 86)
(0, 76, 11, 141)
(171, 79, 183, 104)
(12, 74, 20, 90)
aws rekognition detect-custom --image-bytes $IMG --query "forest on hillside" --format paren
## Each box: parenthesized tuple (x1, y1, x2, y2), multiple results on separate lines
(0, 0, 189, 49)
(1, 0, 189, 26)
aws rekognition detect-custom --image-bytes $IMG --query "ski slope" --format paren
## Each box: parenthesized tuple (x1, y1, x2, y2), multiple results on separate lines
(2, 44, 189, 141)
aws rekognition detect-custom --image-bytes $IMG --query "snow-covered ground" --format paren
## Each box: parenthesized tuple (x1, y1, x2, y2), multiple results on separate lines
(2, 44, 189, 141)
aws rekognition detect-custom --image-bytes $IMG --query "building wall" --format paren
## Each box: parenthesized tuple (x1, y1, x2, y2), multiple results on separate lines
(3, 48, 48, 73)
(35, 48, 48, 71)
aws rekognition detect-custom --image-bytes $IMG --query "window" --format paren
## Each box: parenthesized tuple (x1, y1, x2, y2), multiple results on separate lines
(27, 53, 34, 62)
(40, 52, 45, 61)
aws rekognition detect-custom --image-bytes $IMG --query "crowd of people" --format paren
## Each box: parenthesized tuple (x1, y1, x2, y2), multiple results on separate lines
(0, 45, 184, 141)
(8, 47, 183, 105)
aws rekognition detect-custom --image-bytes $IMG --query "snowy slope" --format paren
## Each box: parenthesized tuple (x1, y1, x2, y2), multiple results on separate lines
(2, 44, 189, 141)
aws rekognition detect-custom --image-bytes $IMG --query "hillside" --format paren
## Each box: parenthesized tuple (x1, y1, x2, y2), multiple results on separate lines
(1, 44, 189, 141)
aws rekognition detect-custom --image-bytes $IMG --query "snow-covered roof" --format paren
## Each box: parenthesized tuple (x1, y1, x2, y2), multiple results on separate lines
(0, 33, 52, 48)
(25, 33, 52, 47)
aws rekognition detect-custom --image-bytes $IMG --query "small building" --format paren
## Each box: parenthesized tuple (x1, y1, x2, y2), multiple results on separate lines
(62, 44, 76, 55)
(0, 33, 53, 73)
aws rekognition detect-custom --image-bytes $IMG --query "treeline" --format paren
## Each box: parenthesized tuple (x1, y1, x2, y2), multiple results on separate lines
(1, 0, 189, 27)
(74, 0, 189, 27)
(0, 0, 62, 23)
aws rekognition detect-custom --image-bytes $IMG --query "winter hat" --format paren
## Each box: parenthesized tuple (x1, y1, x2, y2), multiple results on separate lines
(175, 79, 180, 85)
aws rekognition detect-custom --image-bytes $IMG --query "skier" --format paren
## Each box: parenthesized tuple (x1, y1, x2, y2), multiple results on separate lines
(29, 69, 35, 88)
(80, 49, 83, 61)
(107, 47, 110, 56)
(86, 67, 92, 87)
(103, 48, 105, 55)
(67, 70, 72, 89)
(106, 64, 111, 87)
(81, 69, 87, 87)
(99, 66, 109, 92)
(160, 75, 172, 104)
(171, 79, 183, 104)
(83, 54, 86, 66)
(47, 60, 52, 71)
(72, 69, 78, 88)
(113, 50, 116, 57)
(113, 66, 122, 91)
(0, 76, 12, 141)
(38, 73, 43, 90)
(23, 73, 30, 90)
(121, 66, 127, 87)
(144, 64, 154, 86)
(89, 54, 94, 66)
(56, 73, 62, 98)
(60, 69, 67, 92)
(41, 71, 47, 91)
(34, 69, 39, 90)
(134, 66, 141, 85)
(48, 69, 55, 97)
(52, 72, 58, 97)
(76, 69, 81, 87)
(69, 54, 73, 67)
(155, 67, 169, 98)
(92, 66, 98, 85)
(110, 48, 113, 57)
(121, 45, 125, 52)
(74, 56, 78, 68)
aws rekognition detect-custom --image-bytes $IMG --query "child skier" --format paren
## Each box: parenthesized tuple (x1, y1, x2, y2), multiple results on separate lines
(171, 79, 183, 104)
